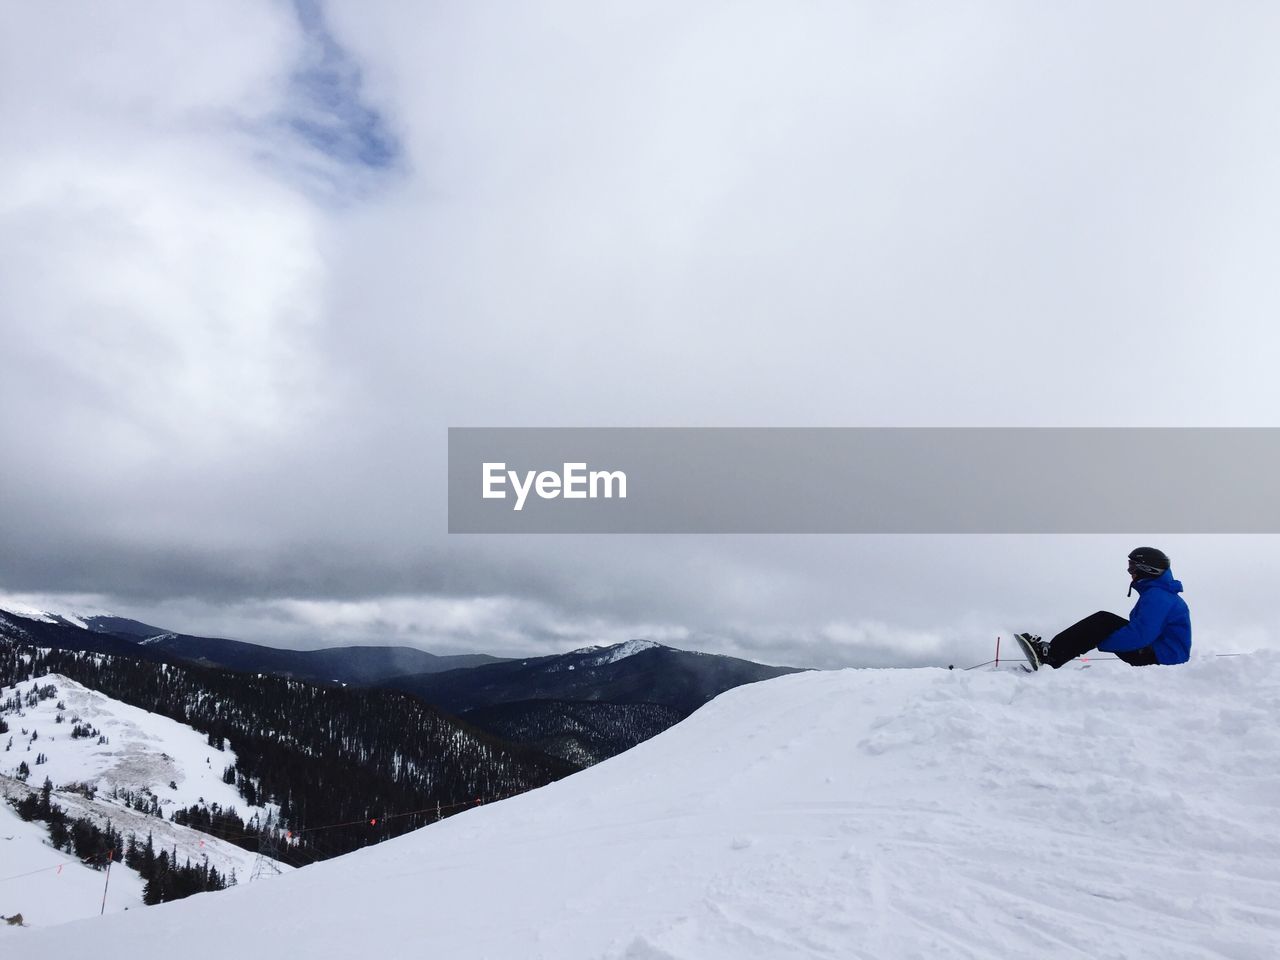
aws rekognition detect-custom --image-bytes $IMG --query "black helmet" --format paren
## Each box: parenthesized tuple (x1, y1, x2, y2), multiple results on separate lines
(1128, 546, 1170, 578)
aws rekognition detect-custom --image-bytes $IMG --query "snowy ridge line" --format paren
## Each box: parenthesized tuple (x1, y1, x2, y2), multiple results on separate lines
(565, 639, 662, 665)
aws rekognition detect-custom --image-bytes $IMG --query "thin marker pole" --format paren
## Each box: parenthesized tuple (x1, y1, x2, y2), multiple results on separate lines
(100, 848, 114, 916)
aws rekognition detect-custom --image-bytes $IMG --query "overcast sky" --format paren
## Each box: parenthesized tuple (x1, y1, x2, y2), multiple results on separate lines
(2, 1, 1279, 669)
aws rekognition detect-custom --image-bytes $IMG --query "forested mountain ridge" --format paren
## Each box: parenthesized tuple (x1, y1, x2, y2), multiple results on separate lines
(460, 699, 685, 766)
(391, 643, 803, 765)
(390, 642, 804, 716)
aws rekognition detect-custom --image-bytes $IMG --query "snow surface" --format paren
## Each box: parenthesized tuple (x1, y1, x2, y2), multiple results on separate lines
(10, 655, 1280, 958)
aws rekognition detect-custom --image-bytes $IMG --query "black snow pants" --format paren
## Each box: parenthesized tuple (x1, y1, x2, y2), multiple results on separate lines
(1044, 611, 1159, 669)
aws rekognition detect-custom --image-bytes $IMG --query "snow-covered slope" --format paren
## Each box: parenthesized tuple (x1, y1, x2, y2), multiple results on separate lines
(11, 655, 1280, 958)
(2, 674, 268, 821)
(0, 796, 145, 926)
(0, 674, 283, 929)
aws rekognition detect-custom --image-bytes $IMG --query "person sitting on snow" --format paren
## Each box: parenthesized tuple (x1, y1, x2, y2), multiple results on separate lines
(1017, 547, 1191, 670)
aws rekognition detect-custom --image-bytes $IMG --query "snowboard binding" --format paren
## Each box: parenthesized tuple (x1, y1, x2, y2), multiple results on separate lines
(1012, 633, 1048, 671)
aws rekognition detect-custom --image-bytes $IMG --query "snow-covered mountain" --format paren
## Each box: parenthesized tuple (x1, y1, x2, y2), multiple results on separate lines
(389, 640, 803, 765)
(566, 638, 662, 666)
(10, 653, 1278, 957)
(390, 640, 803, 715)
(0, 675, 285, 929)
(0, 597, 116, 631)
(1, 674, 273, 823)
(0, 597, 167, 639)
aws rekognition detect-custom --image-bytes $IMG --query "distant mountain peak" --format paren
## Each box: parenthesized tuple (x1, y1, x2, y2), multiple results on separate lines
(0, 598, 61, 623)
(0, 599, 175, 641)
(0, 600, 99, 631)
(569, 639, 663, 665)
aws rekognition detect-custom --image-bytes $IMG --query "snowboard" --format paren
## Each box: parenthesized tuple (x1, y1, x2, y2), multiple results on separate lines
(1010, 632, 1043, 672)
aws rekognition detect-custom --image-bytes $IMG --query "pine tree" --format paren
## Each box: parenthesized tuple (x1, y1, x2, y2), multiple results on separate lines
(48, 813, 69, 850)
(16, 791, 39, 820)
(142, 832, 156, 875)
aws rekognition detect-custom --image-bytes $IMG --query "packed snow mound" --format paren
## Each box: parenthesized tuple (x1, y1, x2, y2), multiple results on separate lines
(14, 654, 1280, 958)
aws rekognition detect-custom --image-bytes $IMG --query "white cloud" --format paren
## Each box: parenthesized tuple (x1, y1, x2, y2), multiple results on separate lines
(3, 153, 324, 449)
(0, 2, 328, 462)
(3, 3, 1280, 667)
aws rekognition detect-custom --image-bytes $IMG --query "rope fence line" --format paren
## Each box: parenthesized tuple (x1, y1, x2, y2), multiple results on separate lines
(2, 778, 255, 886)
(0, 821, 230, 888)
(0, 849, 101, 885)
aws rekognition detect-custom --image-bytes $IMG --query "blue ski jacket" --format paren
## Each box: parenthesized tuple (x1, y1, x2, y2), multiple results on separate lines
(1098, 569, 1191, 664)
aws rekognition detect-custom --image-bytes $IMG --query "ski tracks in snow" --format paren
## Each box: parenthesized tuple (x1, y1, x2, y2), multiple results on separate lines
(610, 657, 1280, 959)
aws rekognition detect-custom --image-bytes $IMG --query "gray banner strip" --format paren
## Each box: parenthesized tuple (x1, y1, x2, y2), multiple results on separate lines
(448, 428, 1280, 533)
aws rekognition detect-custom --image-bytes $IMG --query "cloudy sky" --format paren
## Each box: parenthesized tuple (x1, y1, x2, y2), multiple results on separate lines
(2, 1, 1278, 669)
